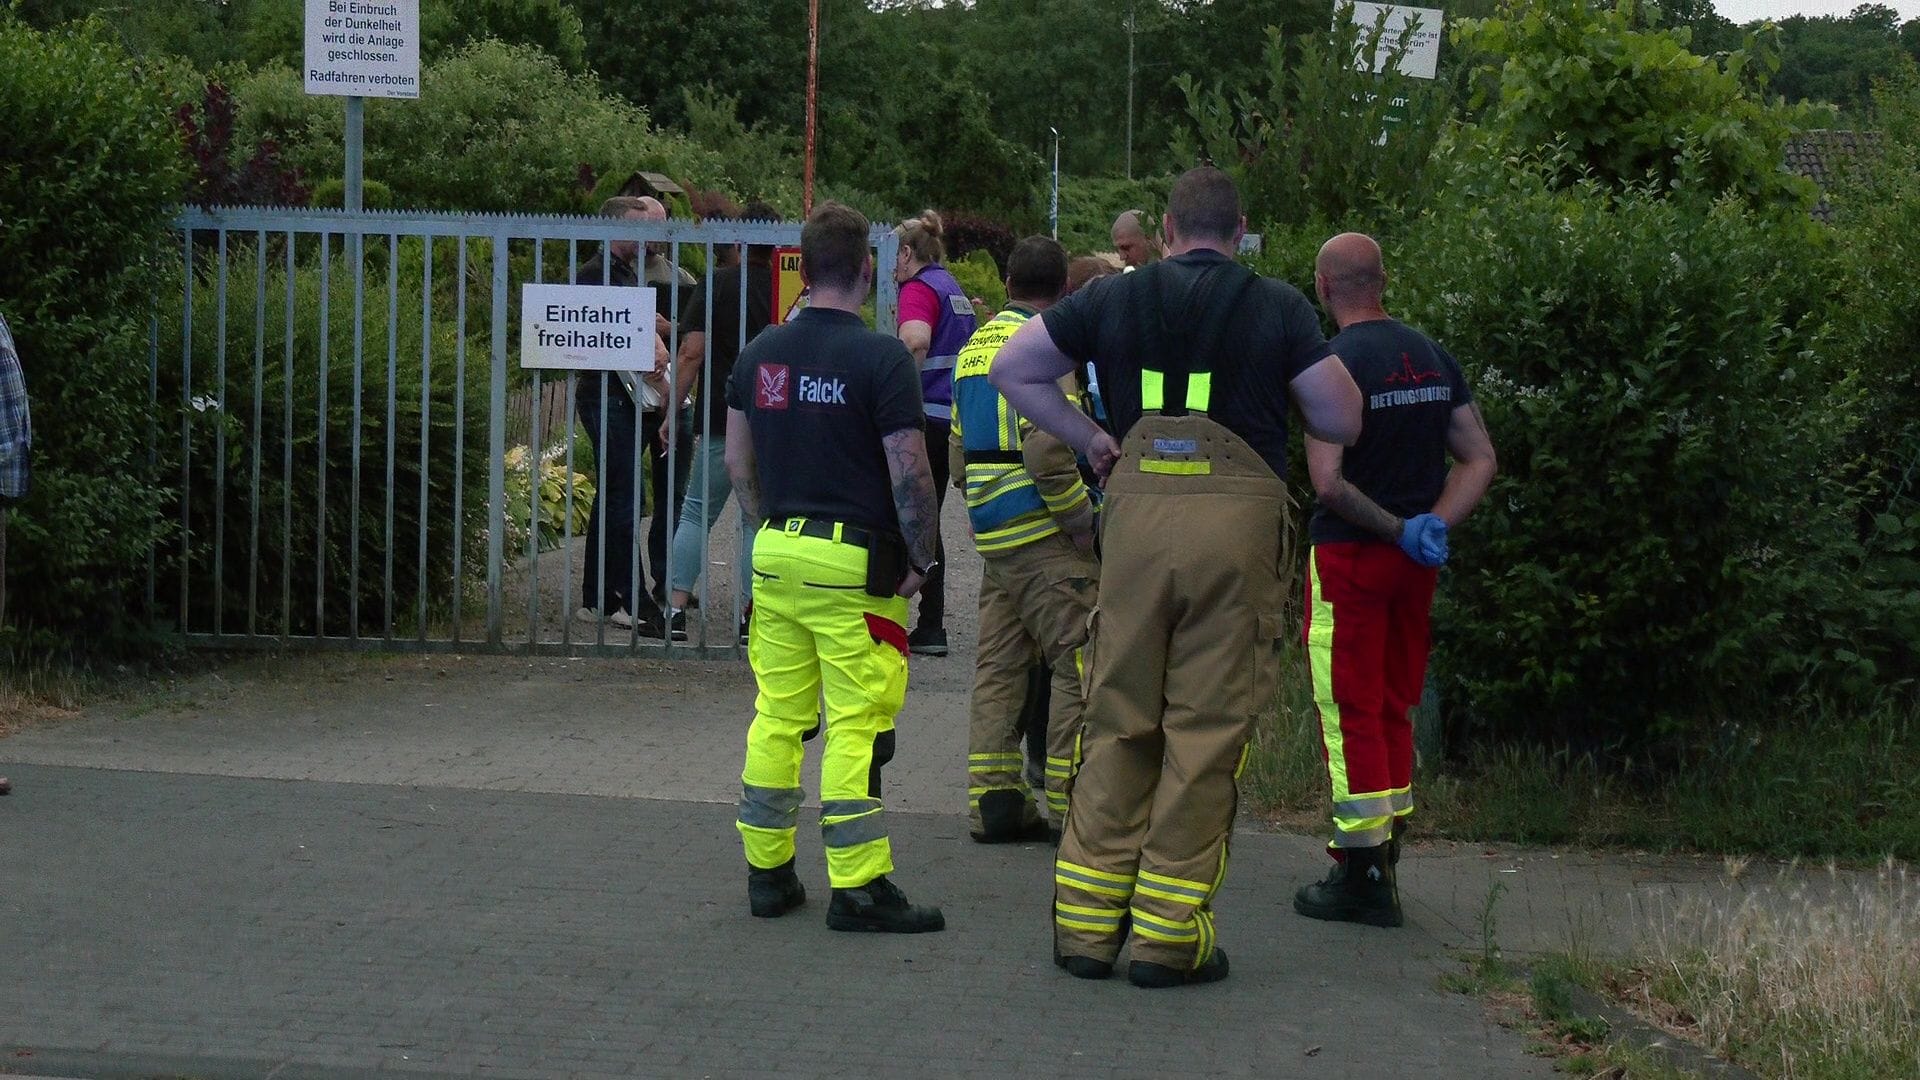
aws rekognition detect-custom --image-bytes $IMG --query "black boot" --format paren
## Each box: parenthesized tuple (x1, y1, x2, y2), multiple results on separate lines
(826, 875, 945, 933)
(1054, 947, 1115, 980)
(1128, 947, 1230, 989)
(1293, 845, 1403, 927)
(747, 858, 806, 918)
(1388, 817, 1407, 868)
(972, 788, 1052, 844)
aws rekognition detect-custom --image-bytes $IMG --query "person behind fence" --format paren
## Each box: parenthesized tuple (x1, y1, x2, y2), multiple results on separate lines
(665, 200, 781, 646)
(1292, 232, 1497, 928)
(950, 236, 1099, 843)
(892, 210, 977, 658)
(572, 195, 677, 638)
(636, 200, 700, 610)
(991, 166, 1363, 988)
(726, 201, 946, 934)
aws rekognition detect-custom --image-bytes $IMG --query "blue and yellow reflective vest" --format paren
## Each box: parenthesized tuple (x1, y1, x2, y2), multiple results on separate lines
(951, 306, 1094, 555)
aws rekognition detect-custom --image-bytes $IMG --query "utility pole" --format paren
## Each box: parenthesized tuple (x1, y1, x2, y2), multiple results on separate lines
(804, 0, 820, 215)
(1050, 127, 1061, 240)
(1126, 0, 1135, 181)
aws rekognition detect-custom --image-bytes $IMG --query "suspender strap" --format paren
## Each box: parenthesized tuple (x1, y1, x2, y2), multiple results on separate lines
(1139, 260, 1257, 415)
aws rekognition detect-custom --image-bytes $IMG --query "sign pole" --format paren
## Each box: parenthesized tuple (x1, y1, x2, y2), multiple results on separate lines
(1049, 127, 1060, 241)
(344, 95, 365, 212)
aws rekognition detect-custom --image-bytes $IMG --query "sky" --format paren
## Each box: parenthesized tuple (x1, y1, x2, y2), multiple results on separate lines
(1715, 0, 1920, 19)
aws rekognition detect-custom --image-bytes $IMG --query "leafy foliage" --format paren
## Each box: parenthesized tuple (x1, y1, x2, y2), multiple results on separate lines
(1173, 18, 1451, 230)
(0, 17, 186, 647)
(1454, 0, 1825, 210)
(177, 81, 309, 209)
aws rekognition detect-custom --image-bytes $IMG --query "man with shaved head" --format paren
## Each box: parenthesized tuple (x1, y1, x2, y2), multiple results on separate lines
(1293, 232, 1497, 928)
(993, 166, 1364, 988)
(1109, 210, 1159, 270)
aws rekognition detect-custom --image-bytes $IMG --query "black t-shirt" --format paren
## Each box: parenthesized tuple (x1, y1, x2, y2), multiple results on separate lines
(681, 261, 773, 436)
(1041, 250, 1333, 478)
(1309, 318, 1473, 545)
(725, 307, 924, 534)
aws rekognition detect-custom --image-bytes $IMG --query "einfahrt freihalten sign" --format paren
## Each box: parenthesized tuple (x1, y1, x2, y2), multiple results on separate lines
(305, 0, 421, 99)
(519, 284, 658, 374)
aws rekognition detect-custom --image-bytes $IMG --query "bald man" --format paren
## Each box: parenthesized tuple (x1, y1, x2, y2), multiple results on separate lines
(1109, 210, 1159, 270)
(1293, 232, 1497, 927)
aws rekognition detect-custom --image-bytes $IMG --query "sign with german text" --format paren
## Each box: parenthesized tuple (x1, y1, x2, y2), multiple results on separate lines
(305, 0, 421, 99)
(1345, 2, 1443, 81)
(519, 284, 657, 372)
(770, 246, 807, 325)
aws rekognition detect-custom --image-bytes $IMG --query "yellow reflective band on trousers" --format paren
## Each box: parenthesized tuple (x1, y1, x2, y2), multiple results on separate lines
(737, 523, 909, 888)
(1139, 368, 1213, 413)
(1306, 547, 1395, 849)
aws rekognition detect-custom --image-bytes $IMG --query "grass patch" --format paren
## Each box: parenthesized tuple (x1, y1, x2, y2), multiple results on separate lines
(1625, 859, 1920, 1080)
(1246, 665, 1920, 861)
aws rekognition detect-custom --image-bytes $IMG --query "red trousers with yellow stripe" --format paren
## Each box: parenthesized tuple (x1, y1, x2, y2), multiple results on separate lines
(1304, 541, 1438, 852)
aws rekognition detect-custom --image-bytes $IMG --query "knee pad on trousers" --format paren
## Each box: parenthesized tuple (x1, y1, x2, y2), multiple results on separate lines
(867, 728, 896, 798)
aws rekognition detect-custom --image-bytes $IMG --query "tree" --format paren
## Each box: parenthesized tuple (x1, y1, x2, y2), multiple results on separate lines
(1768, 5, 1913, 118)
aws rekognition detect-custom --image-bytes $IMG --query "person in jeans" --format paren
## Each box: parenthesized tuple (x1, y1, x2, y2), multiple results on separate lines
(665, 202, 779, 645)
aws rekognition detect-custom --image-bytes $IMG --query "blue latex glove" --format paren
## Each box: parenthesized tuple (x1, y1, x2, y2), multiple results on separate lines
(1398, 513, 1449, 568)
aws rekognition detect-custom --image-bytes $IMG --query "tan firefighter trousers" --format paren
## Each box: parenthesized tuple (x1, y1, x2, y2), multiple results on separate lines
(1052, 412, 1292, 971)
(968, 532, 1100, 834)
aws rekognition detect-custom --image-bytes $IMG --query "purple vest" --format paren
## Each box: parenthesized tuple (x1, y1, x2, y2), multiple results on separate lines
(908, 264, 977, 422)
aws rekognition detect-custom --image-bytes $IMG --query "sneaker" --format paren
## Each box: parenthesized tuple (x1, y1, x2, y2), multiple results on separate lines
(825, 875, 945, 934)
(1129, 947, 1230, 989)
(633, 610, 667, 639)
(747, 859, 806, 918)
(907, 625, 948, 657)
(574, 606, 635, 629)
(668, 608, 689, 642)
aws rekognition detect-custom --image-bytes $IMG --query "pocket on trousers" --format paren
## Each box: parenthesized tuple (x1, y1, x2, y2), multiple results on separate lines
(1250, 611, 1286, 720)
(1076, 607, 1101, 704)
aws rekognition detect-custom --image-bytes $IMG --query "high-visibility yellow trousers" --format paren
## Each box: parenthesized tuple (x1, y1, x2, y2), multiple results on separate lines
(1053, 413, 1292, 972)
(737, 521, 910, 890)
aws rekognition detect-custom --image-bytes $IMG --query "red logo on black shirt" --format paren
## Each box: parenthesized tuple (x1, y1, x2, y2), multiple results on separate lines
(1384, 353, 1445, 387)
(756, 364, 790, 410)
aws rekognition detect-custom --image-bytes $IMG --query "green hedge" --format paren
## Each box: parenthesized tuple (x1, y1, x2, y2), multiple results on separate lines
(157, 237, 491, 639)
(0, 18, 186, 648)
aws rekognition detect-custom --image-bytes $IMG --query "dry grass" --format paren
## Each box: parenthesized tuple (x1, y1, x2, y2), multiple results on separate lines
(1632, 859, 1920, 1080)
(0, 656, 103, 738)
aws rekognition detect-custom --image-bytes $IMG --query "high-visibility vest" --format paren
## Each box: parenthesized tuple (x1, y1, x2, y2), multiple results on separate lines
(951, 306, 1093, 554)
(906, 263, 977, 422)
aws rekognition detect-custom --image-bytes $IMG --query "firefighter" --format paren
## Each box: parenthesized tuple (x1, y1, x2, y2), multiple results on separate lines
(725, 202, 945, 934)
(949, 237, 1099, 843)
(1292, 232, 1497, 926)
(990, 167, 1364, 988)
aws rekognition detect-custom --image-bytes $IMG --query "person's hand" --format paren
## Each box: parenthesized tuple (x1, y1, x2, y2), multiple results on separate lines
(1086, 431, 1122, 484)
(1398, 513, 1449, 567)
(655, 313, 673, 339)
(895, 568, 927, 599)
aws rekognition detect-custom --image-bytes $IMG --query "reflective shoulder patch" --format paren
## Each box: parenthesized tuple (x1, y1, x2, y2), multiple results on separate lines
(948, 293, 975, 317)
(1151, 438, 1198, 455)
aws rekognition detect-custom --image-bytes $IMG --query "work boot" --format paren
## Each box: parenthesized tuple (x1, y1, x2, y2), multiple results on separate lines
(747, 858, 806, 918)
(1292, 845, 1403, 928)
(826, 875, 945, 933)
(971, 789, 1052, 844)
(1388, 817, 1408, 868)
(1054, 947, 1114, 980)
(1129, 947, 1230, 989)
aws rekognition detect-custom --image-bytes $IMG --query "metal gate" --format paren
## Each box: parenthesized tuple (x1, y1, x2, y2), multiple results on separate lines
(158, 206, 901, 657)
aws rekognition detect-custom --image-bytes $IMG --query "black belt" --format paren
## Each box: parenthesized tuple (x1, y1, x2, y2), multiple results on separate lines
(765, 517, 875, 550)
(964, 449, 1025, 464)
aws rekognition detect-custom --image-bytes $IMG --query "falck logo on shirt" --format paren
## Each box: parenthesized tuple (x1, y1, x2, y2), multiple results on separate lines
(757, 364, 790, 410)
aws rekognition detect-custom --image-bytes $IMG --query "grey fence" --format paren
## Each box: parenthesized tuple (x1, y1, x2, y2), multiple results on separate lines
(158, 206, 900, 657)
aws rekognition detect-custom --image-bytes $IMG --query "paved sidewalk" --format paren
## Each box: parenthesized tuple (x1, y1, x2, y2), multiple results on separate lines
(0, 505, 1745, 1078)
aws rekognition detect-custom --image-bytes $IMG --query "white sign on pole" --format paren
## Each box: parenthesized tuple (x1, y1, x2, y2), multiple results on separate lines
(520, 284, 657, 374)
(305, 0, 421, 99)
(1346, 2, 1444, 81)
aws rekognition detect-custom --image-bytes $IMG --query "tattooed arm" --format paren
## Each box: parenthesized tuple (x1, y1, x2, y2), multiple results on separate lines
(1305, 433, 1404, 542)
(723, 408, 761, 523)
(1432, 402, 1498, 527)
(882, 426, 940, 598)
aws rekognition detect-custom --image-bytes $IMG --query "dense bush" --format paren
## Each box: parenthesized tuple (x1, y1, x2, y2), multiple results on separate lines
(156, 238, 490, 639)
(0, 18, 186, 648)
(232, 41, 729, 214)
(937, 213, 1019, 276)
(1056, 174, 1175, 257)
(1392, 160, 1851, 757)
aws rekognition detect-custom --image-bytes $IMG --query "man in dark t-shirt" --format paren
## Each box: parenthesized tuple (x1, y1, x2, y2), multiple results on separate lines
(723, 202, 946, 936)
(665, 210, 778, 642)
(992, 167, 1365, 989)
(1293, 232, 1497, 929)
